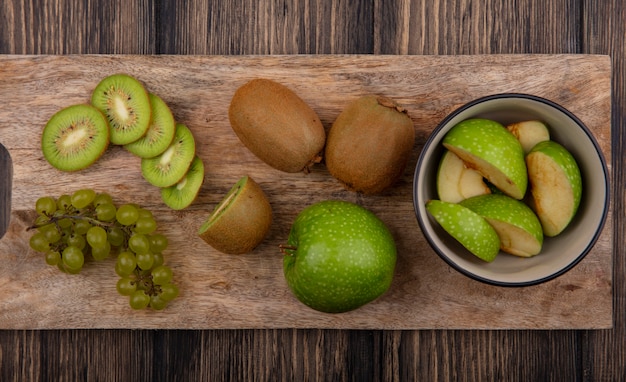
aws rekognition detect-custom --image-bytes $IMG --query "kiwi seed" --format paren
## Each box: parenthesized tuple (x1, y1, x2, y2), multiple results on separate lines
(141, 123, 196, 188)
(41, 104, 110, 172)
(91, 73, 152, 145)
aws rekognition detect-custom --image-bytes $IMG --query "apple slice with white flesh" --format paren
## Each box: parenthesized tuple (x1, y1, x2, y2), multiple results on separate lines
(443, 118, 528, 200)
(460, 194, 544, 257)
(426, 199, 500, 262)
(436, 150, 491, 203)
(526, 140, 582, 237)
(507, 120, 550, 154)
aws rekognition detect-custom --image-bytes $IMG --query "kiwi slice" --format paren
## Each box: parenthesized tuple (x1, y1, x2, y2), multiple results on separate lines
(41, 104, 110, 172)
(141, 123, 195, 187)
(198, 176, 272, 255)
(124, 93, 176, 158)
(91, 73, 152, 145)
(161, 155, 204, 210)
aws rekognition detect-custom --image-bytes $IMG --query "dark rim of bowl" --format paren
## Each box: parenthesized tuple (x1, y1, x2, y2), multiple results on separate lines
(413, 93, 610, 287)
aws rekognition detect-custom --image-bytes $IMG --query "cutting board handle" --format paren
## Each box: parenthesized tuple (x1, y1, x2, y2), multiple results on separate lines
(0, 143, 12, 239)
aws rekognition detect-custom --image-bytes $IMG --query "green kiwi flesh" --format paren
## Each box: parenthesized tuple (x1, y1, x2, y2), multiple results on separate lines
(161, 155, 204, 210)
(91, 73, 152, 145)
(125, 93, 176, 158)
(198, 176, 272, 254)
(41, 104, 110, 172)
(141, 123, 196, 187)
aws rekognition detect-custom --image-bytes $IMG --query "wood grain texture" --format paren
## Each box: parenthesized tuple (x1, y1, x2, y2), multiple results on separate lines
(158, 0, 374, 54)
(0, 0, 624, 380)
(0, 54, 612, 331)
(580, 0, 626, 380)
(0, 0, 157, 54)
(374, 0, 582, 55)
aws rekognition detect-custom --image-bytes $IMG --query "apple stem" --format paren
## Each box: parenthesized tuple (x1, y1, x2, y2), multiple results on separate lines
(279, 244, 297, 256)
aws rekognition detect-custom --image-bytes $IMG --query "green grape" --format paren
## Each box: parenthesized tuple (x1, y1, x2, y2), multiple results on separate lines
(62, 246, 84, 271)
(149, 294, 168, 310)
(129, 290, 150, 310)
(159, 284, 180, 302)
(71, 189, 97, 209)
(57, 218, 73, 229)
(56, 194, 72, 211)
(35, 196, 57, 215)
(86, 226, 108, 248)
(64, 265, 82, 274)
(135, 252, 154, 271)
(133, 217, 157, 234)
(129, 234, 150, 255)
(116, 251, 137, 276)
(67, 233, 86, 250)
(96, 203, 117, 222)
(45, 250, 61, 266)
(57, 262, 67, 273)
(151, 265, 173, 285)
(151, 252, 164, 268)
(91, 241, 111, 261)
(34, 215, 51, 227)
(116, 204, 139, 226)
(39, 224, 61, 244)
(107, 226, 125, 247)
(93, 192, 113, 207)
(149, 234, 169, 253)
(137, 208, 153, 219)
(114, 262, 126, 277)
(73, 219, 92, 235)
(29, 232, 50, 252)
(116, 277, 137, 296)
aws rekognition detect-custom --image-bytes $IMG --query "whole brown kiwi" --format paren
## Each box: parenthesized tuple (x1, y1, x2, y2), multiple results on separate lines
(325, 95, 415, 194)
(228, 79, 326, 173)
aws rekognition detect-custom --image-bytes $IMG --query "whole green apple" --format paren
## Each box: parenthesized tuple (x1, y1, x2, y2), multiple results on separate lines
(282, 200, 396, 313)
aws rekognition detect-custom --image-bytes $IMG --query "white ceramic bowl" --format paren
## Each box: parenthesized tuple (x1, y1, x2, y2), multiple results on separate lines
(413, 93, 609, 286)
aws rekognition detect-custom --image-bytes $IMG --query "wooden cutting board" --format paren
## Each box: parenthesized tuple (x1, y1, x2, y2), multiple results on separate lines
(0, 55, 612, 329)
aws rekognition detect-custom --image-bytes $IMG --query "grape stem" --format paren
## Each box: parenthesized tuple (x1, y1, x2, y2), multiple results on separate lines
(133, 268, 161, 296)
(27, 212, 115, 231)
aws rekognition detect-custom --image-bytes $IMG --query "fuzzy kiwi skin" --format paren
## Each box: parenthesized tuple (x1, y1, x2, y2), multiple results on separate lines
(325, 95, 415, 194)
(198, 176, 272, 255)
(228, 79, 326, 173)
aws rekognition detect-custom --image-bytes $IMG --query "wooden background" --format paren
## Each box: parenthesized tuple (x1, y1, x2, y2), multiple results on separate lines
(0, 0, 624, 380)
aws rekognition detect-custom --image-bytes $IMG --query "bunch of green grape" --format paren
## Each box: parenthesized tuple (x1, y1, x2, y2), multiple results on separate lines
(28, 188, 179, 310)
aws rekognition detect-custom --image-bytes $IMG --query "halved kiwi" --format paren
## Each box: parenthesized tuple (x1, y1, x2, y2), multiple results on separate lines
(198, 176, 272, 254)
(91, 73, 152, 145)
(161, 155, 204, 210)
(141, 123, 195, 187)
(124, 93, 176, 158)
(41, 104, 110, 172)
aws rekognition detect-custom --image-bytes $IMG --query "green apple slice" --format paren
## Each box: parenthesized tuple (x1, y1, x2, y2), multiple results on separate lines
(436, 150, 491, 203)
(506, 120, 550, 154)
(443, 118, 527, 200)
(426, 199, 500, 262)
(526, 140, 582, 237)
(460, 194, 544, 257)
